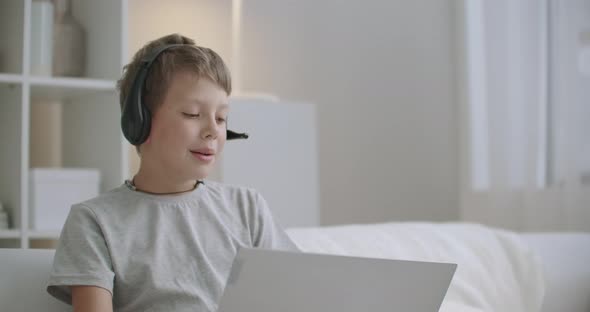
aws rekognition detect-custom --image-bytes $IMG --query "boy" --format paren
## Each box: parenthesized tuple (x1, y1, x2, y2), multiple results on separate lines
(47, 33, 298, 312)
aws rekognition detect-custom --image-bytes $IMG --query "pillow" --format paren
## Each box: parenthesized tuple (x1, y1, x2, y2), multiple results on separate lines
(286, 222, 545, 312)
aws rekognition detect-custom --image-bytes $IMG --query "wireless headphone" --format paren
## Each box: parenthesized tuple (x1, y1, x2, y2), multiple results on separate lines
(120, 44, 249, 145)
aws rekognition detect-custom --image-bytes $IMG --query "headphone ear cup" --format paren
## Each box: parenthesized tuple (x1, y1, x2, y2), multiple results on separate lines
(121, 66, 152, 145)
(138, 100, 151, 143)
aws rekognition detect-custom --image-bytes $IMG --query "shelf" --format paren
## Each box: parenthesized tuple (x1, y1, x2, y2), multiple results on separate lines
(0, 230, 20, 239)
(29, 76, 116, 89)
(0, 0, 127, 249)
(28, 230, 60, 240)
(30, 76, 117, 101)
(0, 74, 24, 84)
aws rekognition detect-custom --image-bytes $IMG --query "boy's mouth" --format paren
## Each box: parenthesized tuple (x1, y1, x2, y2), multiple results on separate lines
(190, 149, 215, 162)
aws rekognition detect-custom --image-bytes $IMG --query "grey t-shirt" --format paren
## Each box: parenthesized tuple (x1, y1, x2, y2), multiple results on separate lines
(47, 180, 298, 311)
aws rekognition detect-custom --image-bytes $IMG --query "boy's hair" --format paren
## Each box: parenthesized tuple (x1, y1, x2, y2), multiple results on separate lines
(117, 33, 232, 116)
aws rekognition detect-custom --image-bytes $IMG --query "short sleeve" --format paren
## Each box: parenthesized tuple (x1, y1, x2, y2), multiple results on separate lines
(46, 204, 115, 304)
(252, 192, 300, 252)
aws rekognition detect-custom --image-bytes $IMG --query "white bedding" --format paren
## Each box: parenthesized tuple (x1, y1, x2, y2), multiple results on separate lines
(286, 222, 545, 312)
(521, 233, 590, 312)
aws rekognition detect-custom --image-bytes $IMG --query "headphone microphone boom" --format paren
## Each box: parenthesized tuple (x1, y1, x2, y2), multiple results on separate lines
(226, 130, 249, 140)
(120, 44, 249, 145)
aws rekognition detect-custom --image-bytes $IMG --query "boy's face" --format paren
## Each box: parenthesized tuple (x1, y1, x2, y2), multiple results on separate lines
(142, 71, 228, 181)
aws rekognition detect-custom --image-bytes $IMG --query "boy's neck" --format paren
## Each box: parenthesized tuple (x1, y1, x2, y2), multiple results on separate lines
(133, 166, 199, 195)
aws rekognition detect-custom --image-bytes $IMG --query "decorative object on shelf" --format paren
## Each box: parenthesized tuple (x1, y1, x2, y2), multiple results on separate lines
(52, 0, 86, 77)
(31, 0, 54, 76)
(29, 168, 100, 231)
(0, 201, 9, 229)
(30, 99, 63, 168)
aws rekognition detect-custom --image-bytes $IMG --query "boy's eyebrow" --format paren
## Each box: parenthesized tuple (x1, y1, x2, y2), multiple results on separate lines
(188, 99, 229, 110)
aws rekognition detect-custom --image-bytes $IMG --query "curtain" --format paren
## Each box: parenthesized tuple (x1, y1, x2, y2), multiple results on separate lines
(459, 0, 590, 231)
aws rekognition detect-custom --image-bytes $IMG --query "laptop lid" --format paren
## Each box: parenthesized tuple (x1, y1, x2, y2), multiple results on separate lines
(217, 247, 457, 312)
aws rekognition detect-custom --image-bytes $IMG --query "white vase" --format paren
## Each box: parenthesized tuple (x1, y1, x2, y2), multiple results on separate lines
(30, 0, 54, 76)
(30, 100, 63, 168)
(52, 0, 85, 77)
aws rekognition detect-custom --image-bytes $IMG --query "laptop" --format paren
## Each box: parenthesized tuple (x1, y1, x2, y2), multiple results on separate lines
(217, 247, 457, 312)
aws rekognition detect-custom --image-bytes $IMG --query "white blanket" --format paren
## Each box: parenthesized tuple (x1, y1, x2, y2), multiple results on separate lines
(286, 222, 545, 312)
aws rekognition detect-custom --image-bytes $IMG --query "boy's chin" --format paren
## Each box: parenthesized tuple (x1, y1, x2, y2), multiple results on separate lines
(189, 167, 213, 181)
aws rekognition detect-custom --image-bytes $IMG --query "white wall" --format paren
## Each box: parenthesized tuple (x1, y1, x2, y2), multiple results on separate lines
(240, 0, 459, 225)
(128, 0, 232, 60)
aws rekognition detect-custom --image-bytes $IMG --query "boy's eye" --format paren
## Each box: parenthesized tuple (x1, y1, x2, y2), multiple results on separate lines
(182, 112, 199, 118)
(216, 117, 227, 123)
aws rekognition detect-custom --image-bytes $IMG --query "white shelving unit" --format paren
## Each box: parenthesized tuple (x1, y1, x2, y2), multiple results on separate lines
(0, 0, 320, 249)
(0, 0, 129, 248)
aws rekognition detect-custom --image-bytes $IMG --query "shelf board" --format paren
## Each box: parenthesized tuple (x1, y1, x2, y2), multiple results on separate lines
(28, 230, 60, 240)
(0, 73, 24, 84)
(0, 230, 20, 239)
(29, 76, 117, 101)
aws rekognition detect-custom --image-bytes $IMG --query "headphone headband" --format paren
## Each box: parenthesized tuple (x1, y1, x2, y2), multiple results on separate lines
(141, 44, 184, 67)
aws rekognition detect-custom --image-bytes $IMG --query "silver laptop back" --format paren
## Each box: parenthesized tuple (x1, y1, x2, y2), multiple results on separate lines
(217, 248, 456, 312)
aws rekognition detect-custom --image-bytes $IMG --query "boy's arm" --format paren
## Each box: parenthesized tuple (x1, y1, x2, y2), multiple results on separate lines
(252, 191, 300, 251)
(72, 286, 113, 312)
(47, 204, 116, 306)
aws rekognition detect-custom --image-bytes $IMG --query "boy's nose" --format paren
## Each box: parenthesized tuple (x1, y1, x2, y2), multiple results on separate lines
(201, 118, 219, 140)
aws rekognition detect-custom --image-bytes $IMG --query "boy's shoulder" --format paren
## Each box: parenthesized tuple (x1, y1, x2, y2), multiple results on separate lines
(200, 180, 263, 202)
(72, 184, 132, 211)
(201, 180, 257, 193)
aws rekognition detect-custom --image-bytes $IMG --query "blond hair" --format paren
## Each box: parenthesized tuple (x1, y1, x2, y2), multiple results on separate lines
(117, 33, 231, 114)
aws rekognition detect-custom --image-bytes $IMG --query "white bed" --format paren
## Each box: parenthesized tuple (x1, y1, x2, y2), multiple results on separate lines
(287, 222, 590, 312)
(521, 233, 590, 312)
(0, 222, 588, 311)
